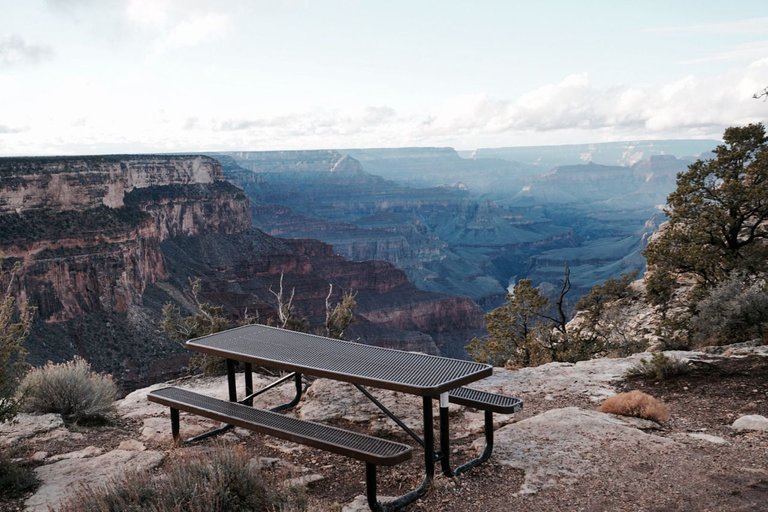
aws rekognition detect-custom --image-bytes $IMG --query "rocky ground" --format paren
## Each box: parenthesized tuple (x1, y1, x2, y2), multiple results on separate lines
(1, 345, 767, 512)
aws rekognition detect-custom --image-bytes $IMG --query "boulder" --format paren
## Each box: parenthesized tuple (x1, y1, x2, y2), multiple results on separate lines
(25, 449, 164, 512)
(490, 407, 676, 495)
(732, 415, 768, 432)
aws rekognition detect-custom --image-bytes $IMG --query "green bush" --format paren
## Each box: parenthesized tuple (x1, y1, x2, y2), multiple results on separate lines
(0, 452, 39, 499)
(692, 272, 768, 345)
(57, 446, 302, 512)
(0, 261, 33, 423)
(625, 352, 690, 381)
(18, 356, 117, 423)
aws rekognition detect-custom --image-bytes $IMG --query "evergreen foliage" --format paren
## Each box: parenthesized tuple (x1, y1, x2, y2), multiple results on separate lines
(0, 262, 33, 423)
(466, 279, 548, 367)
(644, 123, 768, 296)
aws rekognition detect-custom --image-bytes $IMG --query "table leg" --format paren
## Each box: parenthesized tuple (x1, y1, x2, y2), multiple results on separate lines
(438, 392, 454, 477)
(244, 363, 253, 406)
(227, 359, 237, 402)
(423, 395, 435, 479)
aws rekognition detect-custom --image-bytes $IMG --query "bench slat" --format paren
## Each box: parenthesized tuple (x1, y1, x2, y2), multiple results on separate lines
(148, 386, 411, 466)
(447, 387, 523, 414)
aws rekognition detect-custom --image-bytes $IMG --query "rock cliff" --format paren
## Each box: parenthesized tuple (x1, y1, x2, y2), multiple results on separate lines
(0, 155, 483, 389)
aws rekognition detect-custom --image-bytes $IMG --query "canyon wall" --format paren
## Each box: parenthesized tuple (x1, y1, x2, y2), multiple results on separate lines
(0, 155, 483, 389)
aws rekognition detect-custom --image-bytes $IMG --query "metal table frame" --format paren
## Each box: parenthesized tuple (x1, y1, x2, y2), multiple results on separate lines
(185, 324, 494, 511)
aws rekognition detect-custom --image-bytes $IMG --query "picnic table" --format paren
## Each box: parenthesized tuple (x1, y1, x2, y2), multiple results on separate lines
(149, 324, 522, 511)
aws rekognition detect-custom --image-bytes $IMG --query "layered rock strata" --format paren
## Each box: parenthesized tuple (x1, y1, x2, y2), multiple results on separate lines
(0, 155, 483, 389)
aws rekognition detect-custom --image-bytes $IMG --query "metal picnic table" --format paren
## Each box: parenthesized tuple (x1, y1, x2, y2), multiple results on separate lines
(178, 324, 521, 511)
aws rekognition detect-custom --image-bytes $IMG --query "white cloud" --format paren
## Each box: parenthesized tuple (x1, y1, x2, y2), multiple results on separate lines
(124, 0, 171, 26)
(0, 124, 25, 134)
(0, 35, 52, 67)
(160, 13, 230, 50)
(409, 59, 768, 144)
(686, 41, 768, 65)
(649, 17, 768, 34)
(4, 55, 768, 155)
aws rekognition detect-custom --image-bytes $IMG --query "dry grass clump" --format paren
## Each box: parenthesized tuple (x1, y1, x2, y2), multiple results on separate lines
(599, 390, 670, 423)
(18, 356, 117, 423)
(57, 446, 303, 512)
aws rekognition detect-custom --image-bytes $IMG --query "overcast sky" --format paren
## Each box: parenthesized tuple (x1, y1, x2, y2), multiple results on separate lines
(2, 0, 768, 156)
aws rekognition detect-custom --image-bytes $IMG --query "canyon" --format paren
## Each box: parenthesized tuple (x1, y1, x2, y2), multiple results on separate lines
(220, 142, 716, 307)
(0, 155, 483, 390)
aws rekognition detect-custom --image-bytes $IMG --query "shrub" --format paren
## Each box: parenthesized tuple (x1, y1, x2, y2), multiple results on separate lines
(625, 352, 691, 381)
(0, 451, 39, 499)
(58, 446, 300, 512)
(0, 261, 33, 423)
(599, 390, 670, 423)
(692, 272, 768, 345)
(18, 356, 117, 423)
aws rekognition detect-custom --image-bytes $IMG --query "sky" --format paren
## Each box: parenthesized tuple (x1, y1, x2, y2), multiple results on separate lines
(1, 0, 768, 156)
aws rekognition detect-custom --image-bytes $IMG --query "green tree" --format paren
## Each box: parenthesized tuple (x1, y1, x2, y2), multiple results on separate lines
(161, 278, 231, 342)
(466, 279, 548, 367)
(644, 123, 768, 295)
(324, 284, 356, 340)
(161, 278, 235, 375)
(1, 262, 33, 423)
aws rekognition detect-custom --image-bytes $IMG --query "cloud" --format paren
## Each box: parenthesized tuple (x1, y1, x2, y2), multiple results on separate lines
(0, 35, 52, 67)
(648, 16, 768, 34)
(159, 13, 230, 50)
(0, 124, 25, 134)
(122, 2, 232, 56)
(411, 60, 768, 143)
(124, 0, 171, 26)
(686, 41, 768, 64)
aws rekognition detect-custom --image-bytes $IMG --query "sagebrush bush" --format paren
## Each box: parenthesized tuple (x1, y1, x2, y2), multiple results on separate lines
(692, 272, 768, 345)
(18, 356, 117, 423)
(58, 446, 301, 512)
(599, 390, 670, 423)
(625, 352, 691, 381)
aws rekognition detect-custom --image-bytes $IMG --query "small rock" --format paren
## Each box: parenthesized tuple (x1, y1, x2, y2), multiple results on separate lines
(248, 456, 281, 471)
(283, 473, 325, 488)
(687, 433, 727, 445)
(732, 414, 768, 432)
(48, 445, 104, 462)
(118, 439, 146, 451)
(343, 494, 398, 512)
(31, 451, 48, 462)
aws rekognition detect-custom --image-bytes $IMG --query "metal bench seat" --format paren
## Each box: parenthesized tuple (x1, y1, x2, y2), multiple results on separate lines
(447, 386, 523, 414)
(430, 387, 523, 477)
(148, 386, 412, 466)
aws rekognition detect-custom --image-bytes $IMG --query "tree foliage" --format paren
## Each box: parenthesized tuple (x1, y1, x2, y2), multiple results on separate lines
(161, 278, 232, 343)
(324, 284, 356, 340)
(466, 279, 548, 367)
(161, 278, 238, 375)
(644, 123, 768, 296)
(0, 262, 33, 423)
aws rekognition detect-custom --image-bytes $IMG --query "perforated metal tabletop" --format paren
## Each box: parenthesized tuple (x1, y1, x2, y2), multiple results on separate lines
(186, 324, 492, 395)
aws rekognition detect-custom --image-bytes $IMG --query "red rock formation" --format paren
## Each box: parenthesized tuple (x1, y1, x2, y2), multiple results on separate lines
(0, 154, 484, 389)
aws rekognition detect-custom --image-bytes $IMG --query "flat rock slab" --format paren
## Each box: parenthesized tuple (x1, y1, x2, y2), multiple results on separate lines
(25, 449, 164, 512)
(0, 413, 63, 446)
(732, 414, 768, 432)
(491, 407, 676, 495)
(477, 351, 710, 403)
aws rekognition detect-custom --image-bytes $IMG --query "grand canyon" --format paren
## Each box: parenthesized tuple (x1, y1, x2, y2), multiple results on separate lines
(0, 140, 717, 390)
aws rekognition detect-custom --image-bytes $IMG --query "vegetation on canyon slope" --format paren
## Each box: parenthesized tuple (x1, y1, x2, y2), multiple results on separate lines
(0, 261, 33, 423)
(469, 123, 768, 368)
